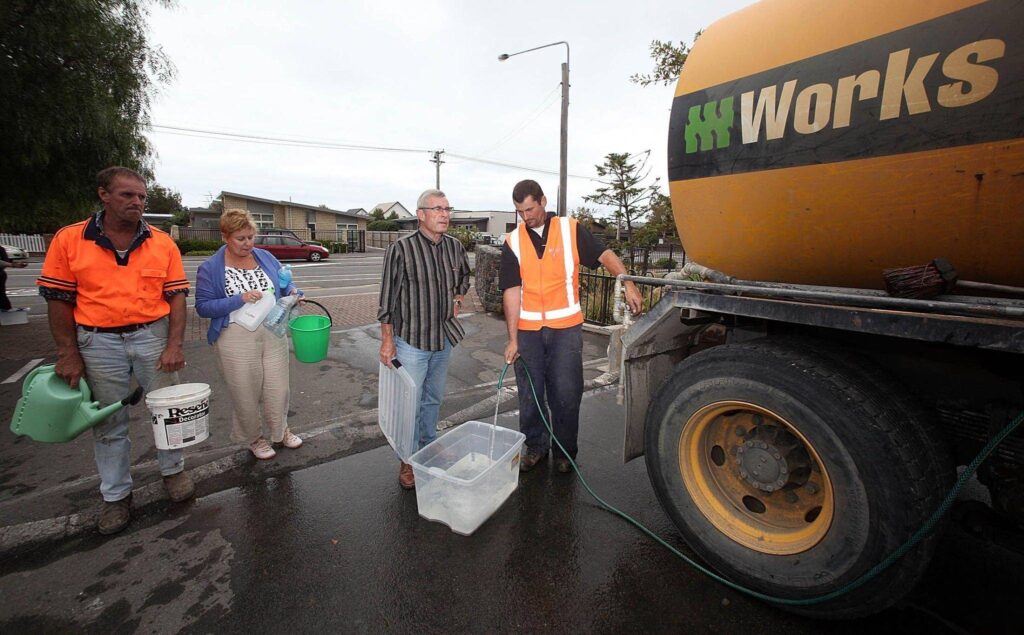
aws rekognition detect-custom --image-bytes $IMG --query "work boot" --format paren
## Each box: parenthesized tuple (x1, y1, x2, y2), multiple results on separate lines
(163, 470, 195, 503)
(399, 462, 415, 490)
(519, 451, 547, 472)
(554, 457, 573, 474)
(98, 494, 132, 535)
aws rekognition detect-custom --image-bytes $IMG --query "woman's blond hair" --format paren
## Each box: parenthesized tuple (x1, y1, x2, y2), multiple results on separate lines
(220, 208, 257, 236)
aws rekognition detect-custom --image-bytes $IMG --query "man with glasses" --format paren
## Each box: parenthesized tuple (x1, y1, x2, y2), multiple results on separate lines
(378, 189, 471, 490)
(500, 180, 642, 474)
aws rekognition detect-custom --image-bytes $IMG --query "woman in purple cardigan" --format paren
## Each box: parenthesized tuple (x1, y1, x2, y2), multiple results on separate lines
(196, 209, 303, 460)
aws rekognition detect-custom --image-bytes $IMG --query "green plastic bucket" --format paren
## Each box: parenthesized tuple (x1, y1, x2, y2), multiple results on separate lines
(288, 300, 332, 363)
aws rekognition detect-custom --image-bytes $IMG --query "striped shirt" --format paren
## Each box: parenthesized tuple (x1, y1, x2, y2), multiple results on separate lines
(377, 230, 471, 351)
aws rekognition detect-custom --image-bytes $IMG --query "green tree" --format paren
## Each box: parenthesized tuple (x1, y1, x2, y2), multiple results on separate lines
(0, 0, 175, 232)
(584, 151, 659, 241)
(146, 183, 184, 216)
(629, 33, 701, 87)
(634, 190, 676, 247)
(571, 206, 599, 230)
(387, 211, 399, 220)
(370, 207, 386, 221)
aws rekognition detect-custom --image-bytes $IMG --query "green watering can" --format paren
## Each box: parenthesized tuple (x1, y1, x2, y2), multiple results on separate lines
(9, 364, 144, 443)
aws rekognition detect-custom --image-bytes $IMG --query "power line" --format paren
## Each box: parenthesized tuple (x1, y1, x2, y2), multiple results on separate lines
(148, 124, 428, 154)
(147, 123, 595, 180)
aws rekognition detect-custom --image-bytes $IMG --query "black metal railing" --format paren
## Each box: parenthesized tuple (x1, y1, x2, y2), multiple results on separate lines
(621, 243, 683, 275)
(579, 271, 668, 326)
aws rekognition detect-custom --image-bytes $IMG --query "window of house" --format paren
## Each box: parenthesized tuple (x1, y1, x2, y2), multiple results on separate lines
(253, 213, 274, 229)
(336, 223, 358, 232)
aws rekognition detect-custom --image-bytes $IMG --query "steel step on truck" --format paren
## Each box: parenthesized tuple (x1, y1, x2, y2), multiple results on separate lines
(618, 0, 1024, 619)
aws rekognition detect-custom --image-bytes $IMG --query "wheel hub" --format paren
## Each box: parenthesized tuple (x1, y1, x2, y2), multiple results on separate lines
(737, 442, 787, 491)
(677, 403, 834, 555)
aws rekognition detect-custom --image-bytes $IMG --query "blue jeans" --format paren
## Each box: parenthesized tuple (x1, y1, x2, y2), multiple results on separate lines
(394, 334, 453, 453)
(77, 317, 184, 502)
(515, 325, 584, 459)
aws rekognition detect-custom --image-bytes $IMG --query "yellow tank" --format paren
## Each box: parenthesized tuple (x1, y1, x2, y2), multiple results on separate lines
(669, 0, 1024, 288)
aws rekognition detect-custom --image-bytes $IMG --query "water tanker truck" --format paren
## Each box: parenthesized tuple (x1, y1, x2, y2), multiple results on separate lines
(618, 0, 1023, 618)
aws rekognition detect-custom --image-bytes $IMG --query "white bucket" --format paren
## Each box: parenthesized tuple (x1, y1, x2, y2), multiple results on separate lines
(146, 383, 212, 450)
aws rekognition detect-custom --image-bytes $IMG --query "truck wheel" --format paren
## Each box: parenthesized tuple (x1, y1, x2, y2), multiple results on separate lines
(644, 339, 950, 618)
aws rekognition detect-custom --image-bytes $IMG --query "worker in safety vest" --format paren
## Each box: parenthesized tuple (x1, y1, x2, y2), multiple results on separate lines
(499, 180, 642, 474)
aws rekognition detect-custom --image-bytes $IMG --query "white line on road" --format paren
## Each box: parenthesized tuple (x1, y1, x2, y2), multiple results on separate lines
(2, 358, 44, 384)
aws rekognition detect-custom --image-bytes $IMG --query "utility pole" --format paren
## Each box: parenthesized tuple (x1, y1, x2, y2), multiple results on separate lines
(558, 58, 569, 217)
(430, 150, 445, 189)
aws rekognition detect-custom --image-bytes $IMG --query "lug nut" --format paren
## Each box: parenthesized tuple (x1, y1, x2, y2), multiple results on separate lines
(785, 492, 798, 503)
(805, 483, 818, 494)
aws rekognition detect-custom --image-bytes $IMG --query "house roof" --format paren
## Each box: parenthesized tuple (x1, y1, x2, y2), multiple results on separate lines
(371, 202, 412, 217)
(219, 191, 365, 220)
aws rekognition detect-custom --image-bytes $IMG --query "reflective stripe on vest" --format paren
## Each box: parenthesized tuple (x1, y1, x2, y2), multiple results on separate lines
(506, 217, 582, 329)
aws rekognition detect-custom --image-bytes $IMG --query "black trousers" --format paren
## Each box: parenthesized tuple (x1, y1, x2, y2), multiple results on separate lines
(515, 325, 584, 459)
(0, 269, 10, 311)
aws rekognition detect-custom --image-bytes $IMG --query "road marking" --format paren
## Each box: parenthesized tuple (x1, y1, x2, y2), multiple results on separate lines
(2, 358, 44, 384)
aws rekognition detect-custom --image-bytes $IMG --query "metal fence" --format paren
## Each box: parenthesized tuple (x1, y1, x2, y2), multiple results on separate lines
(622, 243, 683, 275)
(0, 233, 47, 253)
(366, 230, 415, 249)
(579, 271, 668, 326)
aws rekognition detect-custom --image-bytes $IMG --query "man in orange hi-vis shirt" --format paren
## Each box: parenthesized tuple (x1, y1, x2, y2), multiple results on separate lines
(37, 166, 193, 535)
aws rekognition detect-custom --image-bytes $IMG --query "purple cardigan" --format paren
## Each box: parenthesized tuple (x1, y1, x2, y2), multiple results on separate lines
(195, 246, 297, 344)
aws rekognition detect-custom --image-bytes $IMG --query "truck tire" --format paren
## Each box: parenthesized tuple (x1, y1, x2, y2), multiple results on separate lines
(644, 339, 951, 618)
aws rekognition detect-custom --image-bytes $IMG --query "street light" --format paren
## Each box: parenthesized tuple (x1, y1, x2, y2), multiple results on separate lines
(498, 41, 570, 217)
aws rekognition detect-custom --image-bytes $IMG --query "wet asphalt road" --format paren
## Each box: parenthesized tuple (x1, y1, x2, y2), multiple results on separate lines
(2, 387, 1024, 633)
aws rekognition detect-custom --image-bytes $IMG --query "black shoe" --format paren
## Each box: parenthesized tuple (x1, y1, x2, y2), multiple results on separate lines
(519, 451, 547, 472)
(554, 458, 573, 474)
(98, 494, 132, 535)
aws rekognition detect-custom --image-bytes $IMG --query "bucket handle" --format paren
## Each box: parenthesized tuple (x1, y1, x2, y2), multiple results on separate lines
(299, 299, 333, 326)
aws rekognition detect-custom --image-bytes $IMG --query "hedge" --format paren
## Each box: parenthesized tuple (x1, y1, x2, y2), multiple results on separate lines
(175, 239, 221, 255)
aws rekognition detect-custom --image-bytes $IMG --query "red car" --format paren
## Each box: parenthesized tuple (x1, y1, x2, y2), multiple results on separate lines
(254, 235, 329, 262)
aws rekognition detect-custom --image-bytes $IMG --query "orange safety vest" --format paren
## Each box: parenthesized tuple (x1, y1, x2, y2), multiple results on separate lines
(506, 216, 582, 330)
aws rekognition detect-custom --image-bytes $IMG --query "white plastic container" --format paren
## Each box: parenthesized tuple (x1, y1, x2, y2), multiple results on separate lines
(409, 421, 526, 536)
(229, 291, 275, 331)
(378, 362, 419, 461)
(0, 308, 29, 326)
(146, 383, 211, 450)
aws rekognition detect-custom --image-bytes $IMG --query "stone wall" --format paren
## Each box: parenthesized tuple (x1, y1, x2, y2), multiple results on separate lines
(474, 245, 503, 314)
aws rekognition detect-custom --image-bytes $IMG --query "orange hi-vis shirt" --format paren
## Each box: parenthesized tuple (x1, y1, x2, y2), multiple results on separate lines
(37, 214, 190, 328)
(506, 216, 583, 331)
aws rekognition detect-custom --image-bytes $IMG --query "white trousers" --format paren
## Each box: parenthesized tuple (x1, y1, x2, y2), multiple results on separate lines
(215, 323, 291, 444)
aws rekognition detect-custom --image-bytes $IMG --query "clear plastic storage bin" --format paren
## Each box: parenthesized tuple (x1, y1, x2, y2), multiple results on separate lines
(378, 362, 419, 461)
(409, 421, 526, 535)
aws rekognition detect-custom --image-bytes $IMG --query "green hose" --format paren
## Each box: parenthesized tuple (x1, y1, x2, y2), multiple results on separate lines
(498, 360, 1024, 606)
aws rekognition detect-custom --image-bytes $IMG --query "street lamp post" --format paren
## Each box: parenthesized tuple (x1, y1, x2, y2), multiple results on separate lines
(498, 41, 570, 217)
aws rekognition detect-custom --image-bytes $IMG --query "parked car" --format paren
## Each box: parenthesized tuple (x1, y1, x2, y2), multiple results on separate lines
(254, 235, 329, 262)
(261, 228, 322, 246)
(1, 244, 29, 262)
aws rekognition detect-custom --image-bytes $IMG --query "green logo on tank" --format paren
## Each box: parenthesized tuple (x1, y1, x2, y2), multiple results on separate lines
(685, 97, 734, 153)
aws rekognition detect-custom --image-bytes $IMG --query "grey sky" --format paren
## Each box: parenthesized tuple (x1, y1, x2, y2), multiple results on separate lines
(146, 0, 755, 215)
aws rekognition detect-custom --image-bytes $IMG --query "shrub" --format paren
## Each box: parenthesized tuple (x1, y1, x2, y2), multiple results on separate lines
(654, 257, 677, 269)
(447, 226, 475, 251)
(175, 239, 221, 255)
(322, 240, 348, 254)
(367, 220, 400, 231)
(185, 250, 216, 256)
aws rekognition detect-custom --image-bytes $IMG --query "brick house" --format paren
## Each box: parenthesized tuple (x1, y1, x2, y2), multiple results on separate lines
(194, 192, 368, 242)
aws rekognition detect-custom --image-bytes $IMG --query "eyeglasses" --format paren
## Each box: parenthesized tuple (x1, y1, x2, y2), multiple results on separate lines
(419, 206, 454, 214)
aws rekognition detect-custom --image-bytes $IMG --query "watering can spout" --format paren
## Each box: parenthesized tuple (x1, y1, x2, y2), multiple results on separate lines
(78, 386, 144, 429)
